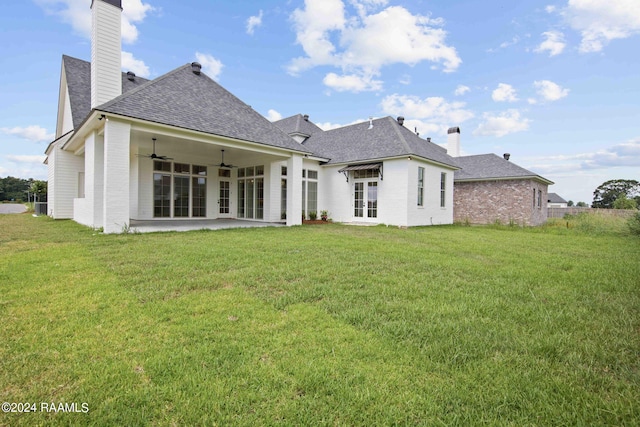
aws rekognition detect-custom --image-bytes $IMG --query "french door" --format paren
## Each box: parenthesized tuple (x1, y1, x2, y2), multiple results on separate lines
(218, 180, 231, 218)
(353, 180, 378, 220)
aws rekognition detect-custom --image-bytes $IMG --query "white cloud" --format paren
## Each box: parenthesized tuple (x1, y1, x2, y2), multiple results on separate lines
(288, 1, 461, 91)
(454, 85, 470, 96)
(349, 0, 389, 18)
(323, 72, 383, 92)
(399, 74, 412, 85)
(473, 110, 531, 137)
(545, 5, 557, 13)
(486, 36, 520, 53)
(380, 94, 474, 135)
(561, 0, 640, 52)
(534, 80, 569, 102)
(246, 10, 263, 35)
(35, 0, 154, 44)
(195, 52, 223, 81)
(6, 155, 48, 164)
(288, 0, 346, 75)
(492, 83, 519, 102)
(580, 138, 640, 169)
(527, 138, 640, 170)
(316, 118, 369, 131)
(535, 30, 566, 56)
(1, 125, 54, 142)
(266, 109, 283, 122)
(121, 51, 150, 77)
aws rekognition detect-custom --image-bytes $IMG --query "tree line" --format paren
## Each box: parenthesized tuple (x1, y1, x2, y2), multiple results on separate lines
(592, 179, 639, 209)
(0, 176, 47, 203)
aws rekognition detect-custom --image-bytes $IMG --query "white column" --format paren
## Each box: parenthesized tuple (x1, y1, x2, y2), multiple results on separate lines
(268, 161, 282, 222)
(84, 131, 105, 228)
(103, 119, 131, 233)
(286, 154, 303, 226)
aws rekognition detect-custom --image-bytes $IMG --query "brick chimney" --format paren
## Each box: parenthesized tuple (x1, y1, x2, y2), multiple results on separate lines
(91, 0, 122, 108)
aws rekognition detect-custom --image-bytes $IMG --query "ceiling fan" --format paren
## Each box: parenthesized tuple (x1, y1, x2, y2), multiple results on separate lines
(138, 137, 173, 160)
(210, 149, 237, 168)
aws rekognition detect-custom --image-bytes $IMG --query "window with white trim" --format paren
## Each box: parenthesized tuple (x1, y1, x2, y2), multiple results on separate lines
(153, 161, 206, 218)
(440, 172, 446, 208)
(417, 167, 424, 206)
(302, 169, 318, 219)
(237, 165, 264, 219)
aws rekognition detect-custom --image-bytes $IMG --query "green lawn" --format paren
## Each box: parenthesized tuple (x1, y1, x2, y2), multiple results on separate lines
(1, 214, 638, 426)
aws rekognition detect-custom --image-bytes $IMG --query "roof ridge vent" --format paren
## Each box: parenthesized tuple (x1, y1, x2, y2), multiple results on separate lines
(191, 62, 202, 75)
(397, 116, 404, 126)
(303, 114, 309, 121)
(126, 71, 135, 81)
(368, 117, 373, 130)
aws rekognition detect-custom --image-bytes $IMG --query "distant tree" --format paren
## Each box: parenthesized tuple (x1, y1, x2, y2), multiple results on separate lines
(592, 179, 640, 209)
(576, 201, 589, 207)
(567, 200, 574, 207)
(0, 176, 47, 202)
(29, 180, 48, 202)
(613, 195, 638, 210)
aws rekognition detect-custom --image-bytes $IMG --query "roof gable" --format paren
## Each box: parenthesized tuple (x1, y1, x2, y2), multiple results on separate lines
(454, 153, 553, 184)
(274, 114, 323, 138)
(547, 193, 567, 203)
(302, 116, 458, 168)
(97, 64, 308, 152)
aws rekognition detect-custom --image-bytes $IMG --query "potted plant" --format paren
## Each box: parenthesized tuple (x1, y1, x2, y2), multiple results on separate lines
(320, 210, 329, 221)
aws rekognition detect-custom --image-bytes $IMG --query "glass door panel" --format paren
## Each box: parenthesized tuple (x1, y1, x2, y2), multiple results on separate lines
(219, 180, 230, 215)
(153, 173, 171, 218)
(367, 182, 378, 218)
(354, 182, 364, 218)
(192, 177, 206, 217)
(174, 176, 190, 217)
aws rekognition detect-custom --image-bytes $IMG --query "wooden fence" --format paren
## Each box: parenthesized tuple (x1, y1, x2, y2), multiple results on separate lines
(548, 207, 637, 219)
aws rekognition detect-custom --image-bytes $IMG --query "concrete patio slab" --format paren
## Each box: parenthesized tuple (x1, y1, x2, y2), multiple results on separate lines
(128, 218, 285, 233)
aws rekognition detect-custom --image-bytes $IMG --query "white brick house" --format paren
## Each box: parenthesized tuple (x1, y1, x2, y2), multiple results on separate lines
(45, 0, 552, 233)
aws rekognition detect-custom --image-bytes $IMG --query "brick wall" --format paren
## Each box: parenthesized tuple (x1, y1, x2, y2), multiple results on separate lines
(454, 179, 548, 226)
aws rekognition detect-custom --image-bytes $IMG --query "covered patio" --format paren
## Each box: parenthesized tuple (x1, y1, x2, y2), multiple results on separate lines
(129, 218, 286, 233)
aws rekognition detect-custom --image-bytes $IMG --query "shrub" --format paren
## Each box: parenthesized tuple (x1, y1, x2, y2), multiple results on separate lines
(628, 212, 640, 236)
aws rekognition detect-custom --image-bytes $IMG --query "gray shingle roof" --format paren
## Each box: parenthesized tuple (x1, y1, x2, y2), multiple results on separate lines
(454, 154, 553, 184)
(301, 116, 458, 168)
(547, 192, 567, 203)
(62, 55, 148, 130)
(96, 63, 308, 152)
(273, 114, 323, 138)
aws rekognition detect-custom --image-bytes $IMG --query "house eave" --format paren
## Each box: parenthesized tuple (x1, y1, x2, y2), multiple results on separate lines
(61, 109, 315, 158)
(323, 154, 459, 171)
(455, 175, 554, 185)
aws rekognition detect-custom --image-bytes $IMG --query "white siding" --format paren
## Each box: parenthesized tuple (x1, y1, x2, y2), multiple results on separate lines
(49, 145, 84, 219)
(320, 158, 454, 227)
(379, 159, 409, 226)
(406, 161, 454, 226)
(319, 164, 356, 223)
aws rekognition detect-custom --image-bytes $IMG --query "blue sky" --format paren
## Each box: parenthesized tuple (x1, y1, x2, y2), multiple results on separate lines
(1, 0, 639, 204)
